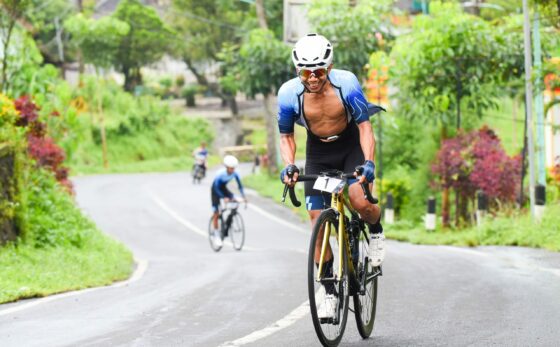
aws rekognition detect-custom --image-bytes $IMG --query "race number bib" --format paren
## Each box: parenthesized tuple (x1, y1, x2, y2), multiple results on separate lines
(313, 176, 345, 194)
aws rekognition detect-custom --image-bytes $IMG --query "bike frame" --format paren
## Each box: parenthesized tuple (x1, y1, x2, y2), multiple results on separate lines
(219, 202, 238, 233)
(316, 190, 357, 283)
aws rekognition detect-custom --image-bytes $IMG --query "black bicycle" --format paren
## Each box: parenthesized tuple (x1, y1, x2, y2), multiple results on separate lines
(192, 163, 205, 184)
(208, 199, 246, 252)
(282, 168, 382, 347)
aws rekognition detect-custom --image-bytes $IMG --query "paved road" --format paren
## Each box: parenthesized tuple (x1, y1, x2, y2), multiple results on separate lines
(1, 168, 560, 346)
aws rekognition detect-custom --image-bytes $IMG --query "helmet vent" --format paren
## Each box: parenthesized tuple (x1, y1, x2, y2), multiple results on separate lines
(292, 51, 299, 61)
(323, 49, 332, 60)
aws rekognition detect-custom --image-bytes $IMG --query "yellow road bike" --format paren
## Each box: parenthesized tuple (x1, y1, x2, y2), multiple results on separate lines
(283, 169, 382, 347)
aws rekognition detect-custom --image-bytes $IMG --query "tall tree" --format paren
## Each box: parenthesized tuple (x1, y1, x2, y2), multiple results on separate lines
(0, 0, 32, 92)
(24, 0, 77, 73)
(390, 1, 528, 227)
(229, 28, 292, 173)
(65, 0, 174, 91)
(307, 0, 394, 82)
(168, 0, 250, 114)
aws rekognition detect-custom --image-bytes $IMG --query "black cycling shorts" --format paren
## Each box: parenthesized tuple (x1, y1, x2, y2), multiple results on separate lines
(304, 122, 364, 210)
(211, 185, 233, 212)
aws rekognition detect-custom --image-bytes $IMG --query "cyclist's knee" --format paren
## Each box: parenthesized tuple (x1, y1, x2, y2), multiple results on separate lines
(308, 209, 321, 226)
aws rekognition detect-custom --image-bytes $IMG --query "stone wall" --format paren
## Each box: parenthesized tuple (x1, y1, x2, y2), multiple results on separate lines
(0, 144, 18, 245)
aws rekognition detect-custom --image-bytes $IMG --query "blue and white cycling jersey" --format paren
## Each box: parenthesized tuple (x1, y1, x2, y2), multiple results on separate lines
(212, 168, 245, 198)
(276, 69, 384, 134)
(194, 148, 209, 159)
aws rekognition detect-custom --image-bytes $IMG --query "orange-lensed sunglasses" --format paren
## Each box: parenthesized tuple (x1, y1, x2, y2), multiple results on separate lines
(297, 68, 328, 79)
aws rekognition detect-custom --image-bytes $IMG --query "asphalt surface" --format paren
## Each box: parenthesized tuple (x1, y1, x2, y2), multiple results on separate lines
(1, 167, 560, 347)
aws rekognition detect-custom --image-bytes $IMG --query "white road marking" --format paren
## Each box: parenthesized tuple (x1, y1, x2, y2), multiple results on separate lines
(218, 300, 310, 347)
(0, 259, 148, 317)
(247, 203, 309, 235)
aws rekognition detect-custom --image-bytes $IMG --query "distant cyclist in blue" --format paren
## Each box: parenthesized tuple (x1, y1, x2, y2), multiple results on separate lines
(192, 141, 209, 176)
(278, 34, 385, 319)
(210, 155, 246, 247)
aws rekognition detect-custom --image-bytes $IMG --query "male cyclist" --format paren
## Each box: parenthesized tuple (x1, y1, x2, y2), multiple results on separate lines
(192, 142, 209, 177)
(211, 155, 246, 247)
(277, 34, 385, 318)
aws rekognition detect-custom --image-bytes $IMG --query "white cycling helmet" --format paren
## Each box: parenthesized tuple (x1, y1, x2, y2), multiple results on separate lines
(292, 34, 333, 70)
(223, 155, 239, 168)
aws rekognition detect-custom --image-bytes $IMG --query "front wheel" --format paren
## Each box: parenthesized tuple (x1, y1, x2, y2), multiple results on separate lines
(308, 209, 349, 347)
(192, 166, 201, 184)
(228, 212, 245, 251)
(352, 227, 378, 338)
(208, 216, 223, 252)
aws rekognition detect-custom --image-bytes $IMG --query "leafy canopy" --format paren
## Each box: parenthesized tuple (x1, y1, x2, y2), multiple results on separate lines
(307, 0, 394, 81)
(390, 1, 527, 127)
(231, 29, 292, 97)
(65, 0, 174, 83)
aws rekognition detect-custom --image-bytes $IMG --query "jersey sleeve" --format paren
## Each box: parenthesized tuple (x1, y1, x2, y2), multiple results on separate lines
(212, 179, 225, 198)
(277, 82, 298, 134)
(235, 173, 245, 197)
(343, 72, 371, 124)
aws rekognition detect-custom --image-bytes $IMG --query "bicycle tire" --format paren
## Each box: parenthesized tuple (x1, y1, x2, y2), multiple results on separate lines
(352, 230, 378, 338)
(308, 209, 349, 347)
(208, 216, 223, 252)
(229, 213, 245, 251)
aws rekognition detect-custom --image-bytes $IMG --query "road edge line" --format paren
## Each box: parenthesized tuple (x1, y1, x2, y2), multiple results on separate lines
(218, 300, 310, 347)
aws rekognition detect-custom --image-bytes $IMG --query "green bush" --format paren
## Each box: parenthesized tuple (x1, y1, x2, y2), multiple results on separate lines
(181, 84, 200, 107)
(378, 167, 412, 217)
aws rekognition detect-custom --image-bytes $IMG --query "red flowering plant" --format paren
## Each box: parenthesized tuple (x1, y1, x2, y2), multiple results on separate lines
(469, 128, 522, 203)
(550, 157, 560, 195)
(14, 96, 73, 192)
(432, 126, 521, 225)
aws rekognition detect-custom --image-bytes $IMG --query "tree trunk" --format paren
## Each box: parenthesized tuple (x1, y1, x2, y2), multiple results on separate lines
(183, 57, 236, 114)
(441, 125, 450, 228)
(229, 95, 239, 115)
(77, 0, 85, 76)
(1, 20, 16, 93)
(123, 66, 132, 92)
(263, 93, 278, 173)
(255, 0, 268, 30)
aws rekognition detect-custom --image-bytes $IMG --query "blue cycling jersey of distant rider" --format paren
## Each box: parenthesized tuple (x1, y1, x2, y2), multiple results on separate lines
(212, 168, 245, 198)
(277, 69, 382, 134)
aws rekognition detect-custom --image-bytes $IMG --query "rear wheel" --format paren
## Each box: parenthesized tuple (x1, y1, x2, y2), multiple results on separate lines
(353, 225, 379, 338)
(229, 212, 245, 251)
(208, 216, 223, 252)
(192, 166, 201, 184)
(308, 209, 349, 347)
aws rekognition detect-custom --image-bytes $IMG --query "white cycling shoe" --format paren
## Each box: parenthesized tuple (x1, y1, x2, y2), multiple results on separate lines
(368, 233, 386, 267)
(317, 293, 338, 320)
(213, 230, 223, 247)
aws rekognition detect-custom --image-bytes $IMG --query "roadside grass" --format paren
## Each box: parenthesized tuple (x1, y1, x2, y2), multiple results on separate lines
(245, 172, 560, 252)
(387, 203, 560, 252)
(244, 171, 309, 221)
(71, 154, 221, 176)
(68, 115, 213, 175)
(0, 235, 132, 304)
(0, 168, 133, 304)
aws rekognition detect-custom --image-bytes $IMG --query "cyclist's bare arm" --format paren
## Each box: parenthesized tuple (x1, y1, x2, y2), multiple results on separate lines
(280, 133, 299, 185)
(357, 121, 376, 184)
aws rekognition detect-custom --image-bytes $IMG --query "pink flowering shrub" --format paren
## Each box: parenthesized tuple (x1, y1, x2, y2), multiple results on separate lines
(432, 126, 521, 214)
(14, 96, 73, 192)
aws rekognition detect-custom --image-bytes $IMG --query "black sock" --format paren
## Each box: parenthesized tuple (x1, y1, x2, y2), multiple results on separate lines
(316, 259, 336, 295)
(369, 216, 383, 234)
